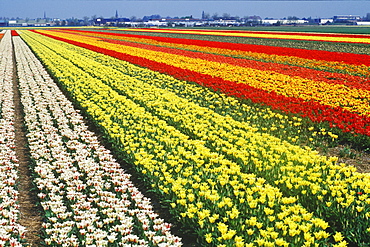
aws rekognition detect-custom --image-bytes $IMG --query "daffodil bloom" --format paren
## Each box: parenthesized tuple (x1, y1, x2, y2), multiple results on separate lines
(205, 233, 213, 243)
(333, 232, 344, 242)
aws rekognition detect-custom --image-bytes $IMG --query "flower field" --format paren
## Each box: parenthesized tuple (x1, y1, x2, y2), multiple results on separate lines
(2, 30, 182, 247)
(1, 27, 369, 246)
(116, 28, 370, 44)
(29, 29, 370, 145)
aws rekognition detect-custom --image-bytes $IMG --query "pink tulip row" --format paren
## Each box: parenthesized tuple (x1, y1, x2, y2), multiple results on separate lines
(0, 31, 26, 246)
(12, 34, 182, 246)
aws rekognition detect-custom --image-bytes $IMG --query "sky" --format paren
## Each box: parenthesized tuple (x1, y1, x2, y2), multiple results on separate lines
(1, 0, 369, 20)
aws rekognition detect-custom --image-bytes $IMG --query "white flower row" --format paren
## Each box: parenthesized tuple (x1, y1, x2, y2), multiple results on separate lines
(13, 35, 182, 247)
(0, 31, 26, 246)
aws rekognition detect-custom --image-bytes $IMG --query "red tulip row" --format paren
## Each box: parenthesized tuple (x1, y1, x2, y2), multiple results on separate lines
(11, 30, 19, 36)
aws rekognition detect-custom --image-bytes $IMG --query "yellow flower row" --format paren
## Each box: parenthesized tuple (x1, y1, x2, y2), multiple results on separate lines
(118, 28, 370, 44)
(63, 29, 370, 77)
(36, 29, 370, 117)
(21, 30, 350, 246)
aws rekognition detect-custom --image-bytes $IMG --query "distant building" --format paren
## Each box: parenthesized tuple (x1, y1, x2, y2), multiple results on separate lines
(0, 20, 7, 27)
(8, 19, 52, 27)
(313, 18, 334, 25)
(333, 15, 361, 24)
(207, 19, 240, 27)
(246, 15, 262, 25)
(149, 17, 203, 27)
(262, 19, 308, 25)
(8, 20, 17, 26)
(357, 21, 370, 25)
(94, 17, 130, 26)
(142, 15, 161, 22)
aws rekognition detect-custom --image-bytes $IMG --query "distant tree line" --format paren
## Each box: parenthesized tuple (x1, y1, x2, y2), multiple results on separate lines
(1, 12, 370, 27)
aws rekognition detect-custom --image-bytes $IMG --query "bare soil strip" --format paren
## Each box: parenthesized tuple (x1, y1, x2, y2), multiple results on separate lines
(323, 145, 370, 173)
(12, 36, 43, 247)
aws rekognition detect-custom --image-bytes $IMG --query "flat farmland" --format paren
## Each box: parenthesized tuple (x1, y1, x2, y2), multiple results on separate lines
(1, 27, 370, 246)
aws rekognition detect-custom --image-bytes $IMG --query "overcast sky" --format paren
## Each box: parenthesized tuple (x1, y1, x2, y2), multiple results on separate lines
(1, 0, 369, 20)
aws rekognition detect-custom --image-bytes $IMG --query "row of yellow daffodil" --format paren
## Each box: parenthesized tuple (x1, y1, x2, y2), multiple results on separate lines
(117, 28, 370, 44)
(21, 30, 368, 246)
(34, 29, 370, 118)
(14, 33, 182, 247)
(0, 30, 27, 247)
(61, 29, 370, 78)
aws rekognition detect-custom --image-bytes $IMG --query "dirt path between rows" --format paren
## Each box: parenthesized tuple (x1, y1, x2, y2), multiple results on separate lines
(12, 39, 43, 246)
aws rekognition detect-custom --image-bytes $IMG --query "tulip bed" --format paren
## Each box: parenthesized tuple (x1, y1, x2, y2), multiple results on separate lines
(108, 28, 370, 55)
(11, 32, 182, 246)
(45, 29, 370, 76)
(17, 29, 370, 246)
(0, 30, 27, 247)
(75, 29, 370, 74)
(116, 28, 370, 44)
(29, 29, 370, 150)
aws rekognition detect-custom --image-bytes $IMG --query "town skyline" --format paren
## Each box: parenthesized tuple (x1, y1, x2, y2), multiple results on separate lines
(1, 0, 369, 21)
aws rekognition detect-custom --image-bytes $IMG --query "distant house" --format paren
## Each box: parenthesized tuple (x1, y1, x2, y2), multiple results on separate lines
(206, 18, 240, 27)
(7, 19, 51, 27)
(333, 15, 361, 24)
(145, 19, 169, 27)
(8, 20, 18, 26)
(313, 18, 334, 25)
(319, 18, 334, 25)
(146, 17, 204, 27)
(357, 21, 370, 26)
(0, 20, 7, 26)
(246, 16, 262, 25)
(262, 19, 308, 25)
(28, 19, 50, 27)
(94, 17, 130, 26)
